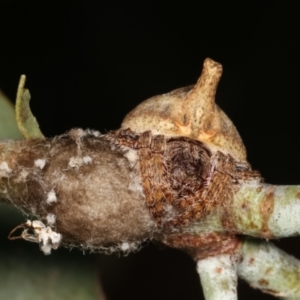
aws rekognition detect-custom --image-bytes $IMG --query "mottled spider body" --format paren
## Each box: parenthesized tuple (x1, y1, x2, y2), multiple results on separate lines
(106, 128, 260, 228)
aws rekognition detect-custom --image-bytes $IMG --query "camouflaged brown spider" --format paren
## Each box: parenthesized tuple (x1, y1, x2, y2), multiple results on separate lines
(106, 128, 260, 228)
(2, 58, 300, 299)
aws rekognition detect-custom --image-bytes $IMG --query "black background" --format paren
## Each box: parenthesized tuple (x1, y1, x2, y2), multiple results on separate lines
(1, 1, 300, 299)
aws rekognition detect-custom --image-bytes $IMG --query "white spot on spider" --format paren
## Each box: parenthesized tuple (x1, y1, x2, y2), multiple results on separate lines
(15, 169, 29, 182)
(120, 242, 130, 251)
(0, 162, 12, 177)
(128, 172, 144, 196)
(69, 156, 81, 168)
(38, 227, 62, 254)
(40, 244, 52, 255)
(20, 220, 62, 255)
(124, 149, 138, 166)
(46, 190, 57, 204)
(86, 129, 101, 137)
(83, 156, 93, 164)
(123, 148, 145, 196)
(46, 213, 56, 225)
(69, 156, 93, 168)
(39, 228, 62, 255)
(92, 130, 100, 137)
(120, 242, 138, 252)
(34, 159, 46, 169)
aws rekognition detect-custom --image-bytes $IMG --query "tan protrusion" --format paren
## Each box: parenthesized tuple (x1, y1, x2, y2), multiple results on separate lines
(122, 58, 246, 161)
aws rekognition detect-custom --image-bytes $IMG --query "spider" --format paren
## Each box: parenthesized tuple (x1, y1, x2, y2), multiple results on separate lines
(8, 220, 62, 255)
(106, 128, 260, 228)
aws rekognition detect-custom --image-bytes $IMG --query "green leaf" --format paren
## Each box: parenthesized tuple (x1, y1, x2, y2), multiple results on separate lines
(15, 75, 44, 139)
(0, 90, 22, 139)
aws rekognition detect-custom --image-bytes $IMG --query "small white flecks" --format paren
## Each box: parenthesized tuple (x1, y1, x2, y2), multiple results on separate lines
(119, 242, 138, 253)
(92, 130, 100, 137)
(128, 181, 142, 193)
(128, 178, 144, 195)
(50, 231, 62, 245)
(38, 226, 62, 255)
(14, 220, 62, 255)
(0, 162, 12, 177)
(128, 172, 144, 195)
(83, 156, 93, 164)
(46, 190, 57, 204)
(34, 159, 46, 169)
(69, 156, 93, 168)
(120, 242, 130, 251)
(124, 149, 138, 167)
(15, 169, 29, 183)
(86, 129, 101, 137)
(40, 244, 52, 255)
(69, 156, 82, 168)
(46, 213, 56, 225)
